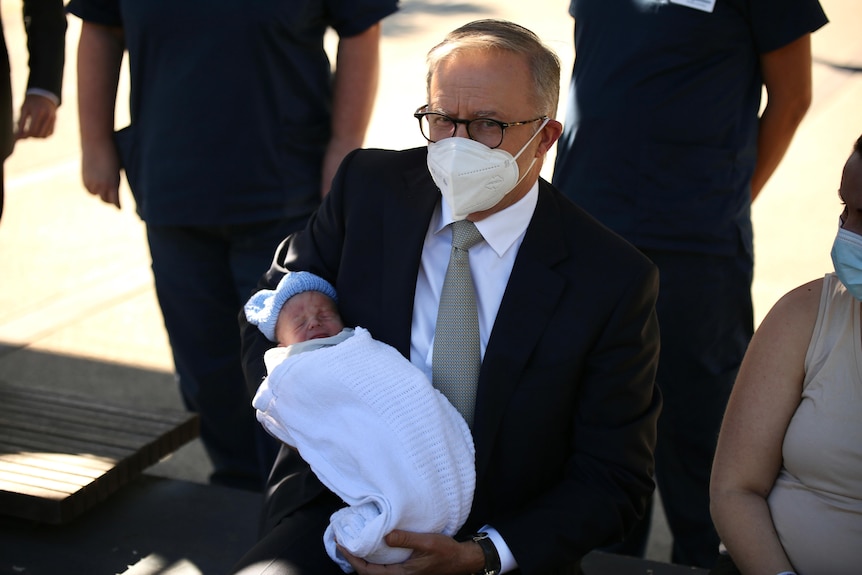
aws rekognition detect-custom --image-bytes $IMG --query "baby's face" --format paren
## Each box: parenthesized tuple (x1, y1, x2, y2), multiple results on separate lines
(275, 291, 344, 346)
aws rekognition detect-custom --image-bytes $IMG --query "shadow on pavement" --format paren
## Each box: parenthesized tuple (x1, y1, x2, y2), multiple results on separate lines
(0, 346, 177, 410)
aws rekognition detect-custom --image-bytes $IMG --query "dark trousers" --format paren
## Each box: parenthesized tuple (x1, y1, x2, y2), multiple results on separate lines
(231, 491, 346, 575)
(610, 247, 753, 567)
(146, 216, 307, 491)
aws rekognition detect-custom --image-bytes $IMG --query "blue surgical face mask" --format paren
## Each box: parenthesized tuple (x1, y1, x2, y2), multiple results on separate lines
(831, 224, 862, 301)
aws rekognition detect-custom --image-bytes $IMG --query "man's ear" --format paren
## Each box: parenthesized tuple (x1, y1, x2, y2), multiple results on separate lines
(536, 119, 563, 156)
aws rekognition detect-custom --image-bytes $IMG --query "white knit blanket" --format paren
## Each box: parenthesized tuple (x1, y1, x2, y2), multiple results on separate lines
(253, 327, 476, 572)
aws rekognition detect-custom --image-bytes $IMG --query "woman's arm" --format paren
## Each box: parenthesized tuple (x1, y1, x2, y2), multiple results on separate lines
(710, 278, 821, 574)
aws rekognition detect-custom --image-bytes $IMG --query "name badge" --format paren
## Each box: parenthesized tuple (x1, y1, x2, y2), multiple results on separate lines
(669, 0, 716, 13)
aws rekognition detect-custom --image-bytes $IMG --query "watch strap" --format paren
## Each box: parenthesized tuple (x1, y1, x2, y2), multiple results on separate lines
(471, 532, 501, 575)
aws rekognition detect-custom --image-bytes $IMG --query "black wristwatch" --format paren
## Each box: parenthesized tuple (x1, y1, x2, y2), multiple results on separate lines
(471, 532, 501, 575)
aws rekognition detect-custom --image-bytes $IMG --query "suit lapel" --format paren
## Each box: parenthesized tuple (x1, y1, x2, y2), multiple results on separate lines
(472, 181, 570, 479)
(378, 156, 439, 358)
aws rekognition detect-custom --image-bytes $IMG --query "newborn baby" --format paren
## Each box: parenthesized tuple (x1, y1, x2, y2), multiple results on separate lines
(243, 271, 475, 573)
(275, 288, 345, 346)
(245, 269, 354, 357)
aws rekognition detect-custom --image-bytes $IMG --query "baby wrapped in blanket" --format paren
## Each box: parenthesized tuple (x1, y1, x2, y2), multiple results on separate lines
(244, 271, 475, 572)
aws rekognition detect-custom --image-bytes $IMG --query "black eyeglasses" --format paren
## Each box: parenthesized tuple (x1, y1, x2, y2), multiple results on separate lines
(414, 105, 547, 149)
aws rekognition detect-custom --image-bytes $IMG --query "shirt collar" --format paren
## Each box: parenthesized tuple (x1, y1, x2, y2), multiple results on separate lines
(435, 181, 539, 258)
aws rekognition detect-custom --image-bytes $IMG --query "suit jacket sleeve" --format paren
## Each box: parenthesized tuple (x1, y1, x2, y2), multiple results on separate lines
(23, 0, 66, 100)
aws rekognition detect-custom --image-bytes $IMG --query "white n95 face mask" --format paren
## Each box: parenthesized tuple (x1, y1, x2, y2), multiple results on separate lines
(831, 224, 862, 301)
(426, 118, 549, 220)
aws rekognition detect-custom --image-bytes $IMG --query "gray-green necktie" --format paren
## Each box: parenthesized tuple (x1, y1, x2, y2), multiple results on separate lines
(432, 219, 484, 427)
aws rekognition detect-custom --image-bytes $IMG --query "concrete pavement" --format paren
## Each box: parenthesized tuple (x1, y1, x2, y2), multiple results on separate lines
(0, 0, 859, 571)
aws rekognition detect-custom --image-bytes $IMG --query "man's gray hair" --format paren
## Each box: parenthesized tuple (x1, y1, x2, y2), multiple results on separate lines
(426, 19, 561, 119)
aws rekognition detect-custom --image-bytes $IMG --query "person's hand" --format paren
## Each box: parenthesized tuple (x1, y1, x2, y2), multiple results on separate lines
(81, 139, 122, 208)
(338, 530, 485, 575)
(15, 94, 58, 140)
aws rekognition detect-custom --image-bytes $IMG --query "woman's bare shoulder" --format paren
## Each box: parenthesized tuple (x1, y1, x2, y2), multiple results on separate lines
(758, 277, 824, 341)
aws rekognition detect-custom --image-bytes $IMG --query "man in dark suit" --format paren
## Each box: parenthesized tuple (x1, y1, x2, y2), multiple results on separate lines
(0, 0, 66, 222)
(234, 19, 661, 575)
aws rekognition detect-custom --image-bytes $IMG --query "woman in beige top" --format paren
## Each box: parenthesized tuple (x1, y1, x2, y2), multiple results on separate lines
(710, 133, 862, 575)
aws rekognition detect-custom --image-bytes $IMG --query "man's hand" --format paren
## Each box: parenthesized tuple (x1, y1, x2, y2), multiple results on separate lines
(81, 139, 122, 208)
(15, 93, 58, 140)
(338, 530, 485, 575)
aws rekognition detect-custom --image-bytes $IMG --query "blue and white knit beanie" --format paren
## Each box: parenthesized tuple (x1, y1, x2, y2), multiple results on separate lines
(244, 271, 338, 342)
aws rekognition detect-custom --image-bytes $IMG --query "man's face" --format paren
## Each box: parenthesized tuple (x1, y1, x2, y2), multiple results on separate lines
(427, 47, 561, 220)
